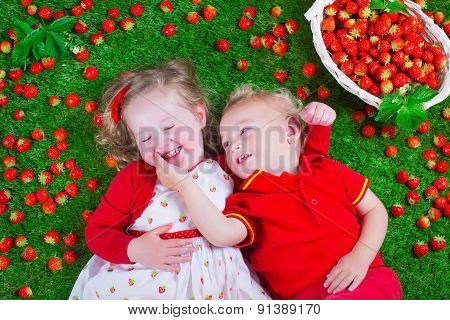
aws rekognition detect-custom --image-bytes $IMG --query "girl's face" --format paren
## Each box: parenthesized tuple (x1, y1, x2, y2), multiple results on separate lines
(219, 97, 302, 179)
(122, 86, 207, 170)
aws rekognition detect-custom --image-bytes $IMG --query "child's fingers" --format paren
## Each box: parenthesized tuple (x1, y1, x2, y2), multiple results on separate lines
(324, 265, 341, 287)
(150, 223, 172, 235)
(332, 274, 354, 294)
(160, 264, 180, 273)
(164, 255, 192, 265)
(327, 271, 347, 293)
(348, 273, 364, 292)
(164, 238, 195, 248)
(166, 246, 197, 256)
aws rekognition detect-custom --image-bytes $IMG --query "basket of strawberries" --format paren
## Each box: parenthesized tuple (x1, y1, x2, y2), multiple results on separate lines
(305, 0, 450, 130)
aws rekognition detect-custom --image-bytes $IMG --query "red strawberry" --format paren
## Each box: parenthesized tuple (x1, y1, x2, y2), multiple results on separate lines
(422, 149, 437, 161)
(15, 235, 27, 247)
(47, 146, 60, 159)
(416, 120, 429, 133)
(0, 255, 11, 270)
(83, 66, 98, 80)
(239, 16, 253, 31)
(81, 0, 93, 10)
(48, 257, 62, 271)
(187, 12, 199, 24)
(13, 109, 24, 121)
(70, 167, 83, 180)
(271, 6, 282, 18)
(249, 35, 261, 49)
(91, 33, 106, 45)
(160, 0, 173, 13)
(102, 20, 115, 33)
(4, 167, 18, 181)
(94, 114, 103, 127)
(21, 246, 37, 261)
(38, 171, 53, 185)
(391, 204, 404, 217)
(436, 160, 448, 173)
(441, 106, 450, 121)
(442, 143, 450, 157)
(10, 210, 25, 224)
(0, 189, 13, 203)
(416, 215, 430, 229)
(433, 134, 446, 148)
(35, 188, 49, 203)
(3, 155, 16, 167)
(243, 6, 257, 19)
(272, 24, 287, 38)
(54, 191, 69, 206)
(380, 125, 396, 139)
(48, 95, 60, 107)
(433, 196, 447, 210)
(130, 3, 144, 17)
(162, 23, 175, 37)
(428, 207, 441, 222)
(406, 191, 420, 205)
(17, 286, 32, 299)
(30, 61, 43, 74)
(9, 68, 23, 82)
(31, 128, 44, 141)
(65, 159, 77, 170)
(108, 8, 120, 19)
(2, 134, 16, 149)
(321, 16, 336, 32)
(429, 235, 446, 251)
(274, 69, 288, 83)
(24, 193, 37, 206)
(63, 250, 77, 264)
(63, 233, 78, 247)
(361, 124, 375, 137)
(285, 20, 298, 34)
(44, 230, 60, 244)
(0, 237, 13, 253)
(74, 20, 88, 34)
(71, 5, 83, 17)
(0, 203, 8, 215)
(424, 186, 439, 200)
(262, 33, 276, 48)
(317, 86, 330, 100)
(406, 176, 420, 190)
(42, 198, 57, 214)
(15, 138, 31, 153)
(413, 241, 428, 257)
(81, 210, 93, 223)
(75, 48, 89, 62)
(272, 40, 287, 55)
(384, 145, 397, 158)
(216, 39, 230, 52)
(236, 59, 248, 71)
(296, 86, 310, 100)
(352, 111, 365, 124)
(203, 5, 216, 21)
(23, 84, 38, 99)
(50, 161, 64, 175)
(65, 183, 79, 197)
(407, 136, 421, 149)
(302, 63, 316, 78)
(66, 93, 80, 108)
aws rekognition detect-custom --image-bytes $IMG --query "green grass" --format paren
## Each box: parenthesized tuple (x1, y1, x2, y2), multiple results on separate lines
(0, 0, 448, 300)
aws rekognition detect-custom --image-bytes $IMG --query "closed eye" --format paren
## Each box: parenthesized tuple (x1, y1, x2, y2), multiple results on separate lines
(240, 127, 251, 135)
(223, 141, 230, 148)
(142, 136, 152, 142)
(164, 125, 175, 131)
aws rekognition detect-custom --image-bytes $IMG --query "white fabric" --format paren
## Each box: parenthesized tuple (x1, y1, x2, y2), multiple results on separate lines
(70, 159, 270, 300)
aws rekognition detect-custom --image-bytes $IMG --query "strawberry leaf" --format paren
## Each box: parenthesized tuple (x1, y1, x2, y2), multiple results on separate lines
(370, 0, 385, 9)
(375, 92, 404, 122)
(396, 103, 427, 131)
(48, 16, 76, 33)
(49, 31, 69, 58)
(406, 85, 437, 104)
(385, 0, 408, 14)
(13, 19, 33, 40)
(11, 41, 29, 68)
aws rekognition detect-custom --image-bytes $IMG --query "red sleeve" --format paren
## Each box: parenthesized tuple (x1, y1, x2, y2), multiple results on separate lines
(222, 196, 256, 249)
(331, 160, 370, 207)
(302, 124, 331, 158)
(84, 163, 138, 264)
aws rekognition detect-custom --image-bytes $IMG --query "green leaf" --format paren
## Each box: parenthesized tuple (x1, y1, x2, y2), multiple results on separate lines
(375, 92, 404, 122)
(385, 0, 409, 14)
(49, 31, 69, 58)
(11, 41, 30, 68)
(406, 85, 437, 104)
(32, 43, 47, 61)
(370, 0, 385, 9)
(396, 103, 427, 131)
(45, 33, 57, 58)
(21, 28, 46, 49)
(14, 19, 33, 40)
(48, 16, 76, 33)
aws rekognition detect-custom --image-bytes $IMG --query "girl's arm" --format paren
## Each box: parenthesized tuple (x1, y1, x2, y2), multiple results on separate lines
(154, 154, 248, 248)
(324, 189, 388, 294)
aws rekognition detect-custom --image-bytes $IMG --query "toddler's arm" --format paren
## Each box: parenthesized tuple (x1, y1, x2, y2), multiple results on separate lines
(324, 189, 388, 294)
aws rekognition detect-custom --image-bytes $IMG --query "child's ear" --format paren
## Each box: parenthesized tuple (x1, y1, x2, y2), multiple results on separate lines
(195, 103, 207, 128)
(285, 115, 302, 144)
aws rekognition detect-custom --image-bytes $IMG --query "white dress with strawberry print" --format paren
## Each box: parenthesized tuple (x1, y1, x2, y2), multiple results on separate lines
(70, 159, 270, 300)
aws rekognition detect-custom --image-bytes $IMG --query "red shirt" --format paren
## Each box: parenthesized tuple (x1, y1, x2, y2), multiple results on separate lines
(84, 125, 331, 265)
(223, 155, 384, 299)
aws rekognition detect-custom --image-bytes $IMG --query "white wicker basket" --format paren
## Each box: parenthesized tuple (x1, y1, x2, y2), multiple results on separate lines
(305, 0, 450, 110)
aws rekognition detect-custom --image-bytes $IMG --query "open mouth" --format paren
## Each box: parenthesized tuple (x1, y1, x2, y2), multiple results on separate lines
(162, 146, 182, 160)
(236, 154, 252, 165)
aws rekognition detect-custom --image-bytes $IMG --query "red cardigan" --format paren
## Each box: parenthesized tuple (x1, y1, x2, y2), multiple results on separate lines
(84, 125, 331, 264)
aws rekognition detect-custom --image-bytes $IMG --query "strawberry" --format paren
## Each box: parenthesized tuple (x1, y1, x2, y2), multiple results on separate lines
(75, 48, 89, 62)
(416, 215, 430, 229)
(203, 5, 216, 21)
(162, 23, 175, 37)
(285, 20, 298, 34)
(0, 189, 13, 203)
(63, 250, 77, 264)
(0, 256, 11, 270)
(433, 134, 446, 148)
(442, 106, 450, 121)
(236, 59, 248, 71)
(302, 63, 316, 78)
(406, 191, 420, 205)
(48, 257, 62, 272)
(81, 210, 93, 223)
(340, 60, 354, 75)
(63, 233, 78, 247)
(83, 66, 98, 80)
(108, 8, 120, 19)
(42, 198, 57, 214)
(296, 86, 311, 100)
(3, 155, 16, 167)
(17, 286, 32, 299)
(24, 193, 37, 206)
(70, 167, 83, 180)
(53, 11, 65, 19)
(102, 20, 115, 33)
(416, 120, 430, 133)
(442, 143, 450, 157)
(81, 0, 93, 10)
(65, 183, 79, 197)
(15, 235, 27, 247)
(105, 156, 117, 168)
(187, 12, 199, 24)
(406, 175, 420, 189)
(262, 34, 276, 48)
(413, 241, 428, 257)
(35, 188, 49, 203)
(352, 111, 365, 124)
(216, 39, 230, 52)
(317, 86, 330, 100)
(21, 246, 37, 261)
(249, 35, 261, 49)
(15, 138, 31, 153)
(10, 210, 25, 224)
(71, 5, 83, 17)
(407, 136, 421, 149)
(428, 207, 441, 222)
(65, 159, 77, 170)
(9, 68, 23, 82)
(361, 124, 375, 137)
(395, 170, 408, 183)
(239, 16, 253, 30)
(130, 3, 144, 17)
(48, 95, 60, 107)
(0, 203, 8, 215)
(54, 191, 69, 206)
(243, 6, 257, 19)
(429, 235, 446, 251)
(84, 100, 98, 113)
(74, 20, 88, 34)
(47, 146, 60, 159)
(30, 61, 43, 74)
(375, 14, 392, 36)
(272, 24, 287, 38)
(380, 126, 397, 140)
(66, 93, 80, 108)
(53, 128, 67, 141)
(274, 69, 288, 83)
(391, 204, 404, 217)
(44, 230, 60, 244)
(4, 167, 18, 181)
(23, 84, 38, 99)
(433, 196, 446, 210)
(160, 0, 172, 13)
(50, 162, 64, 175)
(272, 40, 287, 55)
(0, 41, 12, 54)
(0, 237, 13, 253)
(359, 75, 374, 91)
(435, 160, 448, 173)
(91, 33, 106, 45)
(424, 185, 439, 201)
(0, 78, 6, 91)
(2, 134, 16, 149)
(31, 128, 44, 141)
(271, 6, 282, 18)
(321, 16, 336, 32)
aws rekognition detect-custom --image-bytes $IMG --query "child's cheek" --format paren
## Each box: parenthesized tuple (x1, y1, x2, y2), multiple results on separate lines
(139, 143, 156, 166)
(245, 131, 257, 150)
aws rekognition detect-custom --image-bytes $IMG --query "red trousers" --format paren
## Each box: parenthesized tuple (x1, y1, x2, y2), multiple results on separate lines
(293, 267, 402, 300)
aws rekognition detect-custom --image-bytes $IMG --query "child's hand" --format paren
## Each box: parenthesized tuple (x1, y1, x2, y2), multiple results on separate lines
(154, 152, 191, 192)
(127, 224, 197, 271)
(300, 102, 336, 126)
(323, 250, 370, 294)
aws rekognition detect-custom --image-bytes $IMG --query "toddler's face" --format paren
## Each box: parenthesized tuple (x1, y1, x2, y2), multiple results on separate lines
(122, 86, 206, 170)
(219, 96, 302, 180)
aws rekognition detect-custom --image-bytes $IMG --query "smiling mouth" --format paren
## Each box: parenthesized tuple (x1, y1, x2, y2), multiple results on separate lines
(236, 154, 252, 165)
(162, 146, 182, 160)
